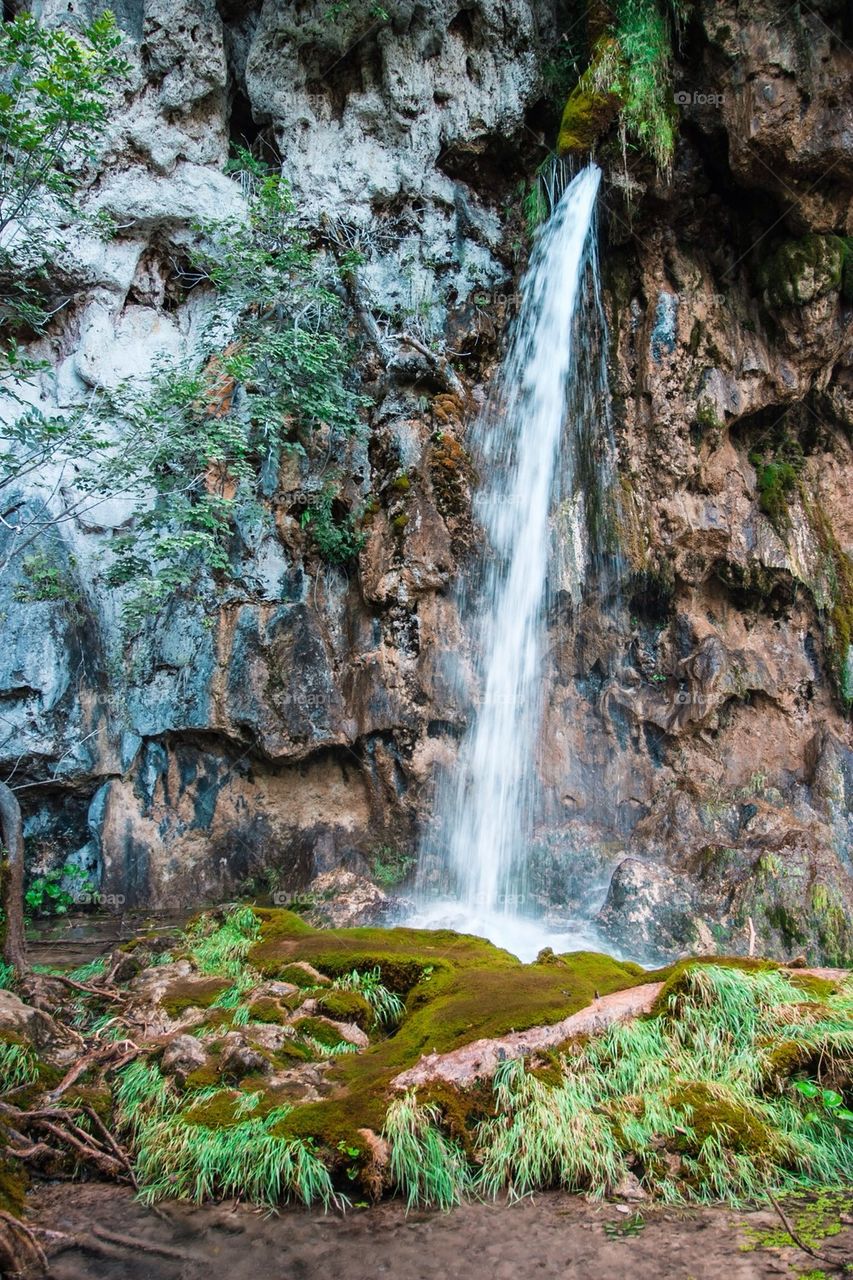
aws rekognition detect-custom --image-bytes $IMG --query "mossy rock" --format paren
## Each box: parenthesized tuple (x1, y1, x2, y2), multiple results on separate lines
(557, 36, 623, 155)
(670, 1082, 775, 1155)
(648, 956, 780, 1017)
(249, 910, 651, 1152)
(293, 1017, 353, 1050)
(759, 234, 846, 308)
(316, 989, 374, 1029)
(160, 977, 230, 1017)
(247, 996, 290, 1025)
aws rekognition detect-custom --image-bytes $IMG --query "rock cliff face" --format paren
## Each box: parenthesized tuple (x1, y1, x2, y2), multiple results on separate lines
(1, 0, 851, 963)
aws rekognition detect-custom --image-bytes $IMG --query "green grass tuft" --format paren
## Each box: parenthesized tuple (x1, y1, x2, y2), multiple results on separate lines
(116, 1060, 344, 1208)
(185, 906, 261, 978)
(0, 1042, 39, 1092)
(383, 1091, 472, 1210)
(331, 966, 405, 1028)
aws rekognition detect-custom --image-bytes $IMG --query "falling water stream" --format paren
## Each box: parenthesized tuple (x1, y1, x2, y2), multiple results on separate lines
(412, 163, 614, 960)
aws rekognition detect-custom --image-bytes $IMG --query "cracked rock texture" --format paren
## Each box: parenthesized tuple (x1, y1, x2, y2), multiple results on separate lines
(1, 0, 851, 964)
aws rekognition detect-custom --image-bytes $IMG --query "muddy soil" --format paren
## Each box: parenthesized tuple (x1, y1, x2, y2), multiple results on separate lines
(30, 1182, 853, 1280)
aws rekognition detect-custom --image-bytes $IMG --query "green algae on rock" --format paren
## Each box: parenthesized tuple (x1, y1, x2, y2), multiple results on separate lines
(758, 234, 847, 309)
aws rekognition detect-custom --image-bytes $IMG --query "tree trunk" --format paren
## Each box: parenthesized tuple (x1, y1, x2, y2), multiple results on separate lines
(0, 782, 26, 973)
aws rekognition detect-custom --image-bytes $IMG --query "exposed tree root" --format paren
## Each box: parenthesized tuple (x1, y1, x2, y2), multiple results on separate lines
(0, 1210, 47, 1277)
(0, 1100, 136, 1186)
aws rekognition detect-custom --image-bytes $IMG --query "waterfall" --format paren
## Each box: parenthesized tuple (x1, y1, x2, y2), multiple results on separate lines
(413, 162, 615, 960)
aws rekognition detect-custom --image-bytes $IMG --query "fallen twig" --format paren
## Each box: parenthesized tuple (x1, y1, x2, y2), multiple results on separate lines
(766, 1190, 842, 1268)
(46, 972, 125, 1001)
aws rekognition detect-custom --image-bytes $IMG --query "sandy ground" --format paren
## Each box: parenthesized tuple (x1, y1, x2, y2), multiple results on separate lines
(28, 1182, 853, 1280)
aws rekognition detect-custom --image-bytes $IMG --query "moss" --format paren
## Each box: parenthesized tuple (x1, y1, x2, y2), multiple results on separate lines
(429, 432, 473, 521)
(250, 912, 652, 1151)
(391, 473, 410, 492)
(786, 973, 839, 1001)
(803, 495, 853, 707)
(759, 234, 846, 309)
(292, 1017, 351, 1050)
(753, 460, 799, 525)
(557, 5, 678, 173)
(183, 1064, 223, 1092)
(317, 990, 373, 1029)
(271, 1039, 315, 1066)
(419, 1079, 496, 1158)
(182, 1089, 243, 1129)
(763, 1037, 814, 1081)
(742, 1191, 847, 1253)
(0, 1153, 27, 1217)
(648, 956, 779, 1016)
(557, 38, 623, 154)
(65, 1084, 113, 1123)
(247, 996, 290, 1025)
(160, 977, 230, 1016)
(390, 514, 409, 534)
(669, 1082, 775, 1155)
(841, 237, 853, 305)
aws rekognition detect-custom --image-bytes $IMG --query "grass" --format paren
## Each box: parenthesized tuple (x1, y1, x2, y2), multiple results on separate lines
(383, 1092, 472, 1210)
(469, 966, 853, 1206)
(185, 905, 261, 978)
(66, 957, 107, 983)
(103, 914, 853, 1211)
(249, 913, 647, 1150)
(331, 967, 405, 1028)
(558, 0, 678, 173)
(608, 0, 677, 173)
(115, 1060, 344, 1208)
(0, 1042, 39, 1092)
(210, 968, 260, 1027)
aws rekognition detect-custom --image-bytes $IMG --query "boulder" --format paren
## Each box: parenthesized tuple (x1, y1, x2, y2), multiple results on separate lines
(306, 868, 394, 928)
(219, 1034, 270, 1081)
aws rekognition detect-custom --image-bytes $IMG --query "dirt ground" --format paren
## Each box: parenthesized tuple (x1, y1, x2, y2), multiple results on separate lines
(28, 1181, 853, 1280)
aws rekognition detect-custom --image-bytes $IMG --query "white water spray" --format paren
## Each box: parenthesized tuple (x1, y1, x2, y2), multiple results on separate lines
(413, 163, 607, 959)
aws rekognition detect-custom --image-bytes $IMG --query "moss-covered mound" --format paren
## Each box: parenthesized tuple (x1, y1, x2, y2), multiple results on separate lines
(387, 963, 853, 1210)
(248, 909, 646, 1146)
(6, 908, 853, 1217)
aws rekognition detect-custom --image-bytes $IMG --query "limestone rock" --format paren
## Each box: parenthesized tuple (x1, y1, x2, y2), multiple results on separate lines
(306, 868, 395, 928)
(161, 1034, 209, 1079)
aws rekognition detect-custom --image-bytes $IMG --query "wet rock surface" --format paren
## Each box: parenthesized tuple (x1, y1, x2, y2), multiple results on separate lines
(0, 0, 849, 964)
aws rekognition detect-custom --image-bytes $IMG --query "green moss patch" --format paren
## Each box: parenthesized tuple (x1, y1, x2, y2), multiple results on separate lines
(248, 912, 650, 1151)
(759, 234, 846, 308)
(317, 989, 373, 1029)
(160, 977, 230, 1017)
